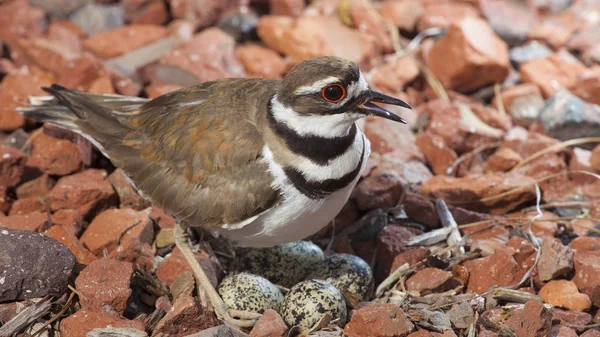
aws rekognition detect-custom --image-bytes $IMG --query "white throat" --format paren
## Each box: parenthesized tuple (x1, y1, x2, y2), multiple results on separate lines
(270, 95, 363, 139)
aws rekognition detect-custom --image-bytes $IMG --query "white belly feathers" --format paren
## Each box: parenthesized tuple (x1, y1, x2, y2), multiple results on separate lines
(215, 128, 371, 247)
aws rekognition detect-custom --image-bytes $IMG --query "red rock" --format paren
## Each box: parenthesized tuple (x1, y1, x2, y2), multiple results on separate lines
(364, 116, 416, 154)
(573, 251, 600, 306)
(504, 299, 552, 337)
(406, 268, 452, 293)
(537, 238, 574, 281)
(407, 332, 433, 337)
(463, 251, 524, 294)
(156, 247, 220, 287)
(75, 259, 134, 313)
(15, 174, 55, 200)
(418, 2, 479, 32)
(145, 84, 184, 99)
(80, 208, 153, 255)
(376, 225, 423, 281)
(88, 76, 115, 94)
(348, 0, 393, 53)
(572, 67, 600, 106)
(83, 24, 168, 59)
(591, 145, 600, 171)
(45, 169, 117, 220)
(570, 237, 600, 252)
(479, 0, 534, 46)
(108, 169, 150, 210)
(59, 309, 145, 337)
(150, 207, 176, 229)
(494, 83, 544, 127)
(371, 159, 433, 185)
(471, 238, 509, 257)
(553, 309, 592, 327)
(569, 147, 598, 184)
(482, 147, 522, 173)
(450, 93, 512, 132)
(124, 0, 169, 25)
(539, 280, 591, 312)
(42, 124, 94, 167)
(415, 132, 458, 175)
(47, 20, 83, 54)
(421, 174, 536, 215)
(581, 330, 600, 337)
(0, 211, 51, 232)
(503, 127, 548, 154)
(256, 15, 378, 68)
(110, 236, 155, 271)
(420, 100, 500, 154)
(507, 236, 536, 270)
(344, 303, 415, 337)
(352, 172, 405, 211)
(0, 68, 53, 131)
(153, 294, 219, 336)
(0, 189, 10, 214)
(371, 55, 420, 99)
(520, 54, 587, 98)
(0, 0, 44, 53)
(0, 145, 26, 189)
(249, 309, 288, 337)
(378, 0, 422, 32)
(551, 326, 578, 337)
(235, 43, 288, 79)
(529, 20, 576, 49)
(402, 193, 438, 228)
(44, 225, 96, 265)
(391, 247, 429, 273)
(0, 302, 18, 324)
(156, 28, 245, 84)
(16, 39, 105, 90)
(26, 133, 82, 176)
(425, 17, 509, 92)
(270, 0, 305, 16)
(50, 209, 85, 237)
(9, 197, 47, 215)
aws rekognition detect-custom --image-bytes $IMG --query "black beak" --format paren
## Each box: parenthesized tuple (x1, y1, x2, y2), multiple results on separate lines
(358, 90, 411, 123)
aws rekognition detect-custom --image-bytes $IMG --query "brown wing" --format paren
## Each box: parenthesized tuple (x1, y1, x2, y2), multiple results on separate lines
(96, 79, 280, 228)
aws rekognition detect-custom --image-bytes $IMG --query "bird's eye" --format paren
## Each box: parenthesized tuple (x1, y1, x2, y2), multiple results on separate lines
(321, 84, 346, 103)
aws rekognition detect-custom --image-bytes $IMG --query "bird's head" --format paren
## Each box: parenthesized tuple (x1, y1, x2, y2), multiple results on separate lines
(274, 57, 411, 137)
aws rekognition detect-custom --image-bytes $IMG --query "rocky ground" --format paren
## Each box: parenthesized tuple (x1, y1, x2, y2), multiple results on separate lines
(1, 0, 600, 336)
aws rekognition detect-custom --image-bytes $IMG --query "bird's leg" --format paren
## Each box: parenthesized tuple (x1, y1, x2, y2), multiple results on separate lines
(173, 223, 261, 328)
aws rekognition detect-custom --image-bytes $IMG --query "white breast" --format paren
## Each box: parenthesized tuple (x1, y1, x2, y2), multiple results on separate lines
(215, 128, 371, 247)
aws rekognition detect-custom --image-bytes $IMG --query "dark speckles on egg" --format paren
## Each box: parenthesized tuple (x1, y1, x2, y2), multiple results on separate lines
(307, 253, 374, 301)
(234, 241, 325, 287)
(217, 272, 284, 313)
(281, 279, 347, 332)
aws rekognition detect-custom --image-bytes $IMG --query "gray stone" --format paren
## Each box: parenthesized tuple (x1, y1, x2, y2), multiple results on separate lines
(69, 3, 125, 36)
(539, 89, 600, 147)
(0, 228, 76, 301)
(509, 41, 552, 68)
(30, 0, 91, 18)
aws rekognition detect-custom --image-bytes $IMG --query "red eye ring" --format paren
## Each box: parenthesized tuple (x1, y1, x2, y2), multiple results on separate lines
(321, 84, 346, 103)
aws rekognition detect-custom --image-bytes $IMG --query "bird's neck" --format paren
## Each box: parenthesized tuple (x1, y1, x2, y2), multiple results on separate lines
(266, 95, 360, 165)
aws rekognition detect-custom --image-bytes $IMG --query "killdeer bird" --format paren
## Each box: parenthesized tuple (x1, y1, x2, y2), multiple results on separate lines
(19, 56, 411, 327)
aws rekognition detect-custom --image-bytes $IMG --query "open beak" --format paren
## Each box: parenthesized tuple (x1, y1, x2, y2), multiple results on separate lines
(358, 90, 412, 123)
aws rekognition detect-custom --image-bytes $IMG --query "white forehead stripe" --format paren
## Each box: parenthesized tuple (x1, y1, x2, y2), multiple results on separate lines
(347, 71, 369, 99)
(295, 76, 340, 95)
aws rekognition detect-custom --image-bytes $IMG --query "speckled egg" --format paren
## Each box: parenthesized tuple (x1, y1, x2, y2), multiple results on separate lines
(217, 272, 284, 313)
(234, 241, 325, 287)
(307, 253, 374, 301)
(281, 279, 347, 331)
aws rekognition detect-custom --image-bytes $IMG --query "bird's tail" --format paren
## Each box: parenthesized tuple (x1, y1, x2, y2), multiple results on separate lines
(18, 84, 150, 148)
